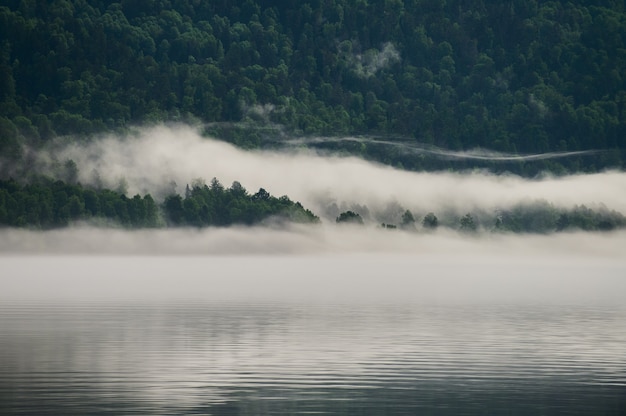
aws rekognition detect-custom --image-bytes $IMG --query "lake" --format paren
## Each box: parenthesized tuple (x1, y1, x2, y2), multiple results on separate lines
(1, 254, 625, 415)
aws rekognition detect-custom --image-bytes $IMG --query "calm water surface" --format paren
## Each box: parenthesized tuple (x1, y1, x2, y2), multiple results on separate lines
(1, 255, 625, 415)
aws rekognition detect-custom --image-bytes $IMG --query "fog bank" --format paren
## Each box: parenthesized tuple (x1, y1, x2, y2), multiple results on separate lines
(1, 227, 625, 305)
(2, 225, 625, 260)
(31, 125, 626, 224)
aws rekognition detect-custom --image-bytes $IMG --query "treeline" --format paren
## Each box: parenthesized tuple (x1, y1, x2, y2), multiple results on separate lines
(0, 177, 318, 229)
(344, 201, 626, 233)
(0, 177, 159, 228)
(1, 0, 625, 173)
(162, 178, 319, 226)
(496, 201, 626, 233)
(1, 176, 623, 233)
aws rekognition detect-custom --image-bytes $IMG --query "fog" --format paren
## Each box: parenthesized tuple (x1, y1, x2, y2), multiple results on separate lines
(4, 128, 625, 416)
(285, 135, 598, 161)
(4, 123, 626, 274)
(1, 224, 626, 258)
(1, 228, 625, 305)
(29, 125, 626, 224)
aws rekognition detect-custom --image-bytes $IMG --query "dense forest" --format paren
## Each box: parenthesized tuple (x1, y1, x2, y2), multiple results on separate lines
(0, 176, 319, 228)
(3, 175, 623, 233)
(1, 0, 625, 173)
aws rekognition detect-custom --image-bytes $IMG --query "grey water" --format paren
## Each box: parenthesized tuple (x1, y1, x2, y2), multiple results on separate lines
(1, 255, 625, 415)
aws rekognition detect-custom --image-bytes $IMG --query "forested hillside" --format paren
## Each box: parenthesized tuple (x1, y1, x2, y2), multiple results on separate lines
(0, 176, 319, 228)
(1, 0, 625, 172)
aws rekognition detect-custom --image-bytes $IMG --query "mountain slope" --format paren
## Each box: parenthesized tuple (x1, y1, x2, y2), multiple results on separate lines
(1, 0, 625, 172)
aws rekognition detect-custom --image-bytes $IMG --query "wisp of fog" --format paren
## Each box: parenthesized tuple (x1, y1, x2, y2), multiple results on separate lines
(31, 124, 626, 222)
(284, 136, 598, 161)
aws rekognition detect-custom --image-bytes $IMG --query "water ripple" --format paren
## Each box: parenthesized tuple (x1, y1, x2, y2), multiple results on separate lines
(2, 299, 625, 415)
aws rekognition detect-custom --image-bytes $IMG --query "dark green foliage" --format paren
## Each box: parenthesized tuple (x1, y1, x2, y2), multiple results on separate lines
(0, 176, 319, 229)
(496, 201, 626, 233)
(162, 178, 319, 227)
(0, 1, 624, 173)
(459, 213, 477, 232)
(336, 210, 364, 225)
(400, 209, 415, 229)
(0, 177, 158, 228)
(422, 212, 438, 229)
(496, 200, 560, 233)
(400, 210, 414, 224)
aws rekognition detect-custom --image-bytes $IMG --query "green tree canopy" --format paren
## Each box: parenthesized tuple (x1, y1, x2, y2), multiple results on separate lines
(0, 0, 624, 175)
(336, 210, 364, 224)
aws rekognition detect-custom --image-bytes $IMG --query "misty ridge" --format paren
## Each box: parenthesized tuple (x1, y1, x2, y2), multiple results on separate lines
(2, 0, 625, 172)
(2, 124, 626, 236)
(2, 0, 626, 246)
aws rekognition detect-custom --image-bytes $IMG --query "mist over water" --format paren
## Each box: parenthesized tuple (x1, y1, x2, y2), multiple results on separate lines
(2, 225, 626, 259)
(3, 126, 626, 415)
(2, 249, 626, 415)
(3, 123, 624, 268)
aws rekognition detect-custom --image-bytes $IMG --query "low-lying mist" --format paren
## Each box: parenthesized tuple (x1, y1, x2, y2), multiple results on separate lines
(4, 122, 626, 301)
(2, 227, 625, 305)
(2, 224, 626, 259)
(26, 124, 626, 227)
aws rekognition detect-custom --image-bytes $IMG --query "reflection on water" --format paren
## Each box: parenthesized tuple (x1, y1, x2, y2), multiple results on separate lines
(1, 256, 625, 415)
